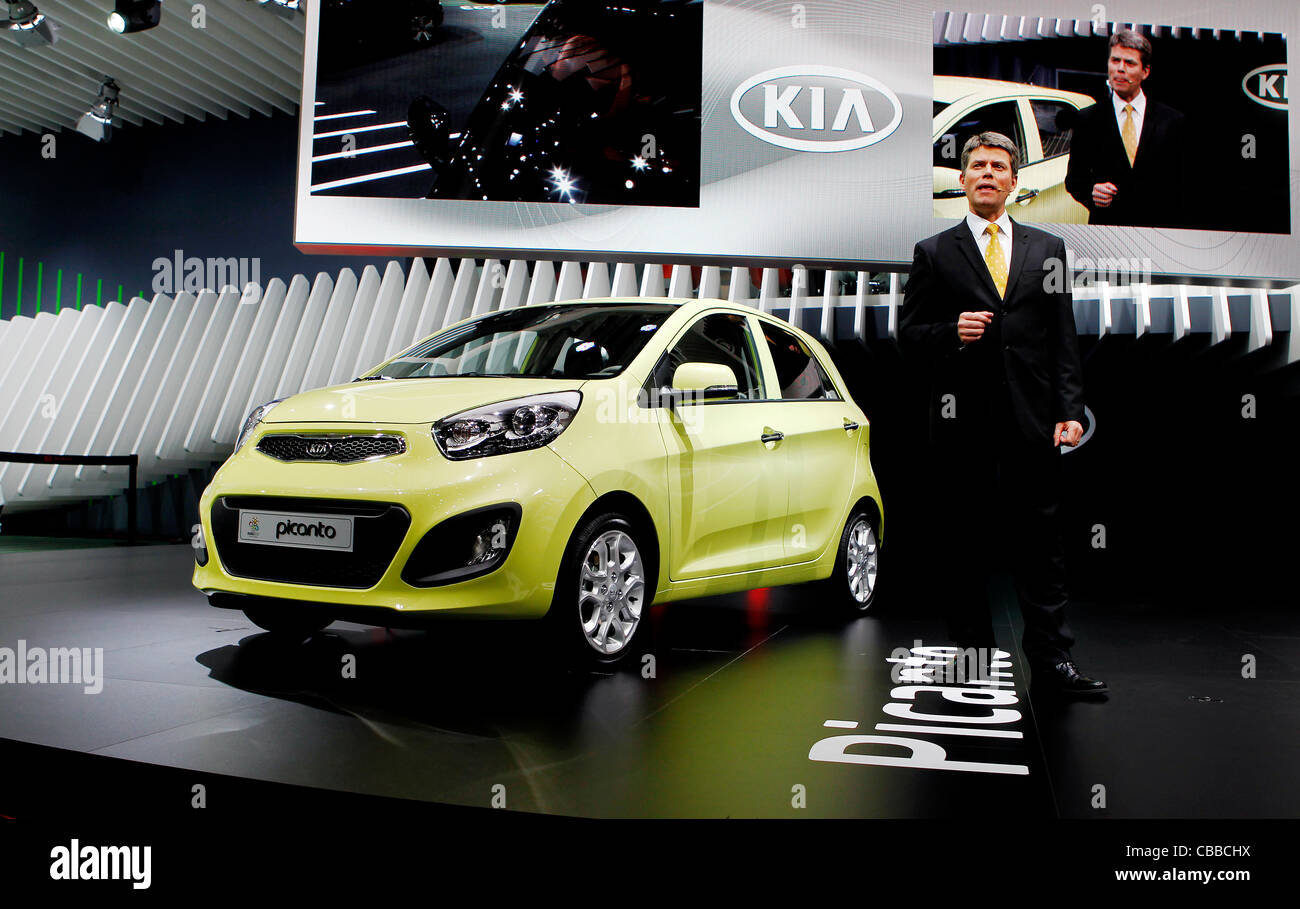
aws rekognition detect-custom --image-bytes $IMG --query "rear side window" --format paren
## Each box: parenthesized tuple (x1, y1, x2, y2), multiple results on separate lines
(760, 323, 839, 400)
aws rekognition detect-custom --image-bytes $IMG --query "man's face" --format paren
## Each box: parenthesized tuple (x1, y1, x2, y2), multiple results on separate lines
(1107, 46, 1149, 100)
(959, 146, 1018, 213)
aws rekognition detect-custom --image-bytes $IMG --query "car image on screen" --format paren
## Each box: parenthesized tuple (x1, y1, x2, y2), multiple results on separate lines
(194, 298, 883, 667)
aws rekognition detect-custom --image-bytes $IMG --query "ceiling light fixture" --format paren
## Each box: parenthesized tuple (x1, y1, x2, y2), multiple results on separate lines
(75, 79, 121, 143)
(107, 0, 161, 34)
(2, 1, 56, 46)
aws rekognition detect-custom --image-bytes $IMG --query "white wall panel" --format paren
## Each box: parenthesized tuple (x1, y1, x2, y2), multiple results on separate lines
(183, 282, 262, 455)
(273, 273, 334, 400)
(154, 288, 239, 469)
(0, 312, 61, 443)
(300, 268, 357, 392)
(212, 277, 290, 446)
(327, 265, 381, 386)
(352, 261, 407, 376)
(384, 257, 430, 360)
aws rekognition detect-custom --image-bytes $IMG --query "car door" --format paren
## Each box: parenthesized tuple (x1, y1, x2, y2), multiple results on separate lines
(752, 318, 859, 563)
(652, 311, 788, 580)
(1012, 97, 1090, 223)
(933, 96, 1028, 218)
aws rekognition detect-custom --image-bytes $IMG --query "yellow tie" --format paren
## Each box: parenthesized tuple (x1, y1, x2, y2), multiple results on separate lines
(984, 224, 1007, 298)
(1121, 103, 1137, 166)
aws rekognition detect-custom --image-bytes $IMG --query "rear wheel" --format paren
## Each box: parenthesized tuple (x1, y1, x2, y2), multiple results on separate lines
(547, 513, 652, 668)
(244, 603, 332, 639)
(819, 506, 880, 613)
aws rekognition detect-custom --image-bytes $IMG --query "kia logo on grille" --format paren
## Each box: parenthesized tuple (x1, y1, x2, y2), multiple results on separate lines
(729, 65, 903, 152)
(1243, 64, 1287, 110)
(305, 441, 332, 458)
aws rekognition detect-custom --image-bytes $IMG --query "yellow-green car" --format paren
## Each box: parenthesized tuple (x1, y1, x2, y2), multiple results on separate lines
(193, 298, 883, 665)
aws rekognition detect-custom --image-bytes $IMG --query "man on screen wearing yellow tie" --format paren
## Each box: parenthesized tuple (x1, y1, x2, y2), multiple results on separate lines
(1065, 29, 1188, 228)
(900, 131, 1106, 695)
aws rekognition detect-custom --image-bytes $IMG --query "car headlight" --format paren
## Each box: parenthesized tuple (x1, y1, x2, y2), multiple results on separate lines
(433, 392, 581, 460)
(233, 399, 284, 453)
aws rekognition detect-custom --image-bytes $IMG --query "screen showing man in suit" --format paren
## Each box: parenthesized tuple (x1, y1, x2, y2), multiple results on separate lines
(900, 131, 1106, 696)
(1064, 29, 1187, 228)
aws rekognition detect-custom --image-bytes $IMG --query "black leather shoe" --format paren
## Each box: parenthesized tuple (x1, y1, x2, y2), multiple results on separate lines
(1034, 660, 1108, 695)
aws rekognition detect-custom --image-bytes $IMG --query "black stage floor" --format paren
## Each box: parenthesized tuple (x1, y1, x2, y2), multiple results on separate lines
(0, 543, 1294, 820)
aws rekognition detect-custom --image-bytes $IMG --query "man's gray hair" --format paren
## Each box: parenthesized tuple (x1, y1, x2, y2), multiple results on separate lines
(1109, 28, 1152, 68)
(960, 132, 1020, 177)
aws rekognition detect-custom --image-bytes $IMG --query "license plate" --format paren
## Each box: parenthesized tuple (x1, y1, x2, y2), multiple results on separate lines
(237, 509, 354, 552)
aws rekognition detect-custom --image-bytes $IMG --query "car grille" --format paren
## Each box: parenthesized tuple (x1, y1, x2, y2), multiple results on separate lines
(256, 433, 406, 463)
(212, 496, 411, 589)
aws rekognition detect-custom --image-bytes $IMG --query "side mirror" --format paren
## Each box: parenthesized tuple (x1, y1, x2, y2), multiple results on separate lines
(408, 95, 451, 169)
(670, 362, 740, 403)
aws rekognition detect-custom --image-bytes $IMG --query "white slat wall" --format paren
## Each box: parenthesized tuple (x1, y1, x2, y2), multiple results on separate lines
(0, 259, 1295, 514)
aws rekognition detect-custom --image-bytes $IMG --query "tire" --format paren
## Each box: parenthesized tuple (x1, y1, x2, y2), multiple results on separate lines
(243, 603, 333, 639)
(819, 505, 881, 614)
(547, 512, 653, 668)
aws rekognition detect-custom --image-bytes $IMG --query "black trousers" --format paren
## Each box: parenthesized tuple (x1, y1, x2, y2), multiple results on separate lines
(929, 419, 1076, 666)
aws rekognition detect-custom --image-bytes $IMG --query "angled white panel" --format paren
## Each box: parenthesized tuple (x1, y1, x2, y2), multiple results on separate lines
(526, 261, 555, 305)
(1210, 287, 1232, 345)
(556, 261, 584, 302)
(471, 259, 502, 316)
(0, 316, 32, 403)
(853, 271, 871, 345)
(668, 265, 693, 299)
(128, 292, 214, 480)
(210, 278, 289, 446)
(300, 268, 358, 392)
(0, 312, 60, 442)
(758, 268, 781, 315)
(328, 265, 382, 386)
(727, 267, 752, 304)
(582, 262, 611, 298)
(441, 258, 479, 329)
(639, 264, 665, 298)
(46, 295, 171, 490)
(274, 272, 335, 399)
(1134, 283, 1152, 338)
(818, 269, 838, 343)
(351, 261, 407, 376)
(498, 260, 530, 313)
(1096, 282, 1113, 338)
(787, 265, 808, 329)
(611, 263, 639, 297)
(1172, 284, 1191, 341)
(886, 272, 902, 340)
(5, 302, 126, 500)
(235, 274, 308, 429)
(154, 288, 241, 468)
(81, 294, 190, 482)
(413, 258, 456, 338)
(1286, 286, 1300, 365)
(182, 283, 262, 455)
(1247, 289, 1272, 352)
(697, 266, 722, 300)
(384, 257, 431, 357)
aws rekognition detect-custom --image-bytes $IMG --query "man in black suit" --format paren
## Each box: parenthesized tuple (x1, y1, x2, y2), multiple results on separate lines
(901, 131, 1106, 695)
(1064, 29, 1187, 228)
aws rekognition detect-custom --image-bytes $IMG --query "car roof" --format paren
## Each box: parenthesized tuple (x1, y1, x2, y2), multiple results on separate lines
(554, 296, 787, 322)
(933, 75, 1096, 107)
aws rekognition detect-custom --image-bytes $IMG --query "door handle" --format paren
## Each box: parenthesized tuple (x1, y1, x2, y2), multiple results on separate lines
(760, 431, 784, 444)
(843, 420, 860, 432)
(1015, 188, 1039, 204)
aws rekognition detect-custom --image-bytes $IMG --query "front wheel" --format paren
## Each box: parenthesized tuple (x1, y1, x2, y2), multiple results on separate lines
(547, 513, 653, 668)
(819, 506, 880, 613)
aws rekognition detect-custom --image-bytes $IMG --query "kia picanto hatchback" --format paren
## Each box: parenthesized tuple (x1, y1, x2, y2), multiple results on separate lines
(193, 298, 883, 666)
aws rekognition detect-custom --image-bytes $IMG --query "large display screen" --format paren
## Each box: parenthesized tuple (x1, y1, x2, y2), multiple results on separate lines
(293, 0, 1298, 280)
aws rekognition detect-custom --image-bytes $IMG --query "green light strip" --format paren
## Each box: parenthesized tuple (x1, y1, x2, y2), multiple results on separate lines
(35, 262, 43, 313)
(76, 273, 83, 309)
(0, 251, 5, 312)
(15, 258, 22, 317)
(55, 269, 62, 313)
(96, 279, 102, 307)
(118, 284, 124, 304)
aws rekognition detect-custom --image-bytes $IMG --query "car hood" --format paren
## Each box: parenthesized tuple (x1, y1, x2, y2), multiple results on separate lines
(263, 378, 587, 425)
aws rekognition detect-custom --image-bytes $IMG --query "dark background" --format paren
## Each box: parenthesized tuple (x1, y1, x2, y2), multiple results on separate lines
(936, 28, 1291, 234)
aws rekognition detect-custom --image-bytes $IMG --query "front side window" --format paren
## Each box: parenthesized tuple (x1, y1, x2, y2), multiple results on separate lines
(934, 100, 1026, 169)
(759, 322, 839, 400)
(650, 312, 764, 400)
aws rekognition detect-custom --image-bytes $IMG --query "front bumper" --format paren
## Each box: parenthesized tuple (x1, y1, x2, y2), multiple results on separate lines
(192, 422, 596, 618)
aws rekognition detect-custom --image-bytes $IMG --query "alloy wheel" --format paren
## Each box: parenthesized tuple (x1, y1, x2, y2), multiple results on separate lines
(846, 518, 878, 605)
(577, 529, 646, 655)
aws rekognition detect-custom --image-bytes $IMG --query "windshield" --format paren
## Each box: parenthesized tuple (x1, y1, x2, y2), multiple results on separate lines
(368, 303, 677, 380)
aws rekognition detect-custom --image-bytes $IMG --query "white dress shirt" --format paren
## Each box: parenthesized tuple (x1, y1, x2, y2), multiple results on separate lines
(1111, 88, 1147, 153)
(966, 209, 1014, 266)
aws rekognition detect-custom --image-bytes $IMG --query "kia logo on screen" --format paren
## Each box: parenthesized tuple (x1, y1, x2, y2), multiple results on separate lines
(1243, 64, 1287, 110)
(730, 65, 903, 152)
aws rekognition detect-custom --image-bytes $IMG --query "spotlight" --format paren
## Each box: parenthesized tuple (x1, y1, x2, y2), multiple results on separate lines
(3, 1, 56, 46)
(255, 0, 302, 19)
(107, 0, 161, 34)
(75, 79, 120, 143)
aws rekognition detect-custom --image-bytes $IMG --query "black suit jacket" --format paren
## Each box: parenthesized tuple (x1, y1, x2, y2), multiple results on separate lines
(1064, 95, 1187, 228)
(899, 219, 1085, 447)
